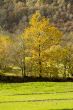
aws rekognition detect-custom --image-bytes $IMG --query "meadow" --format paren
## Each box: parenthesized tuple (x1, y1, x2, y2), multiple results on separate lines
(0, 82, 73, 110)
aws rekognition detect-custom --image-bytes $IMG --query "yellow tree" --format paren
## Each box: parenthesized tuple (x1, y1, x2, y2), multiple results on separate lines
(0, 34, 11, 69)
(22, 11, 63, 77)
(46, 45, 68, 78)
(46, 43, 73, 78)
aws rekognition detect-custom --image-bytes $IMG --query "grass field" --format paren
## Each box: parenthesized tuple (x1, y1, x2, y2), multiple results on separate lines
(0, 82, 73, 110)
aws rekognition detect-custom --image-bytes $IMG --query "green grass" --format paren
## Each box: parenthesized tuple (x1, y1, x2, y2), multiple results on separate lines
(0, 82, 73, 110)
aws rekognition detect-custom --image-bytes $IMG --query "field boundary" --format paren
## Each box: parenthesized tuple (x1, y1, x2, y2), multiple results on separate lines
(0, 75, 73, 83)
(1, 90, 73, 96)
(0, 98, 73, 104)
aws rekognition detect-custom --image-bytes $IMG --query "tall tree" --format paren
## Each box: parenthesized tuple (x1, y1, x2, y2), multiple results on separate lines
(22, 11, 62, 77)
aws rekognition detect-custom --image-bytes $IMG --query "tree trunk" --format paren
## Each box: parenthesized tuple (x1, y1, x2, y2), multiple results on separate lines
(23, 60, 26, 77)
(21, 67, 24, 77)
(63, 64, 66, 78)
(39, 44, 42, 77)
(21, 57, 26, 78)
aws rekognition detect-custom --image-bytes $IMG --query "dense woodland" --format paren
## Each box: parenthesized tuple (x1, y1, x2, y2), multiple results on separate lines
(0, 0, 73, 33)
(0, 0, 73, 80)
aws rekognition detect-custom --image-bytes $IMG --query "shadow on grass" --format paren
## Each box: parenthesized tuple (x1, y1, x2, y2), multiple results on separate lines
(0, 75, 73, 83)
(50, 108, 73, 110)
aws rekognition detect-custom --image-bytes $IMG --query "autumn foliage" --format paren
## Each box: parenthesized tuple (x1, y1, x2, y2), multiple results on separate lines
(0, 12, 73, 79)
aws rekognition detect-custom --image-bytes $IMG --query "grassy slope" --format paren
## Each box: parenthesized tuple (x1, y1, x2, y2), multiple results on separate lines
(0, 82, 73, 110)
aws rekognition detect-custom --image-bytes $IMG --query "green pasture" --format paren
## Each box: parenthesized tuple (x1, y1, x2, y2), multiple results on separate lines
(0, 82, 73, 110)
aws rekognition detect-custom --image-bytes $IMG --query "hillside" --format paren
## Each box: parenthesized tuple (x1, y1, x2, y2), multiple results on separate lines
(0, 0, 73, 34)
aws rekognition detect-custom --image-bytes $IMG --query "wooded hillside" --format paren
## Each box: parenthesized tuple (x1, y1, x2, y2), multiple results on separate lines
(0, 0, 73, 34)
